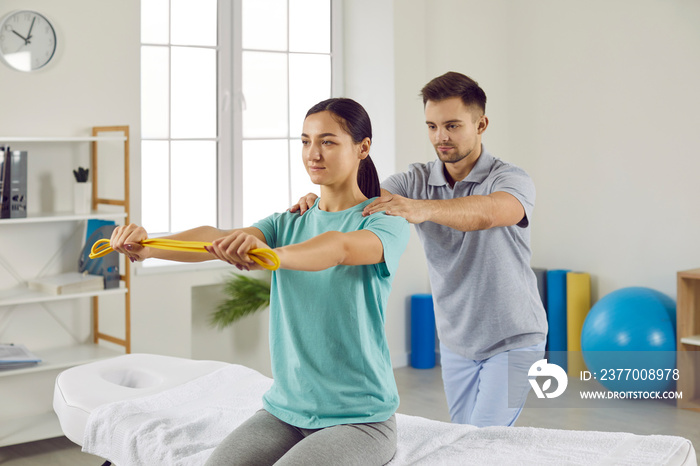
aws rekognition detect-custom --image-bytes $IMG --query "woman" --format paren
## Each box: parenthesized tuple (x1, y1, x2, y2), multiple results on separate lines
(109, 98, 409, 465)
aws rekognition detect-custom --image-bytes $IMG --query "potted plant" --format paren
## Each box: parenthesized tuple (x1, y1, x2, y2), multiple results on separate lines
(210, 272, 271, 329)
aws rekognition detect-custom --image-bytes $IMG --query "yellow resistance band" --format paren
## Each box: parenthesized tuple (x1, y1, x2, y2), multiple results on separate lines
(89, 238, 280, 271)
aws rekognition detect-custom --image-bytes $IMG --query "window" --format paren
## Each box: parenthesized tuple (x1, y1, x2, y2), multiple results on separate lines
(140, 0, 219, 235)
(140, 0, 337, 237)
(238, 0, 332, 226)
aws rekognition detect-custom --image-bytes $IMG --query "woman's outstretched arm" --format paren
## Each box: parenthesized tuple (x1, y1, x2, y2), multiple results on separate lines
(204, 229, 385, 272)
(110, 224, 266, 263)
(274, 230, 384, 271)
(111, 221, 385, 272)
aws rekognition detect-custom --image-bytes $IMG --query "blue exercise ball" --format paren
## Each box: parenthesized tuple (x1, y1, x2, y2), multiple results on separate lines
(581, 287, 676, 392)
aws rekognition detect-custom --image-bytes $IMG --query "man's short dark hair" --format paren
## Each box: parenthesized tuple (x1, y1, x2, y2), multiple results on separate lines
(421, 72, 487, 115)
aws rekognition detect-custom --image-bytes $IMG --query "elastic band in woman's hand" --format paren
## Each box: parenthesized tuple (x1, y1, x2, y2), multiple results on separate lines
(89, 238, 280, 271)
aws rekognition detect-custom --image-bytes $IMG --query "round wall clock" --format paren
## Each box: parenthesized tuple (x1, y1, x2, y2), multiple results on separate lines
(0, 10, 57, 72)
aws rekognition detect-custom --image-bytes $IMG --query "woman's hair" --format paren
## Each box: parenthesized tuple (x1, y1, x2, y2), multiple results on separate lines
(420, 71, 487, 115)
(305, 98, 380, 198)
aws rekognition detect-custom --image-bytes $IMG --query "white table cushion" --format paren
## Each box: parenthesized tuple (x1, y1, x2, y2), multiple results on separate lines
(53, 353, 228, 445)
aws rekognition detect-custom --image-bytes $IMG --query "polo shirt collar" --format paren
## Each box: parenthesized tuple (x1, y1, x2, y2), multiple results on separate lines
(428, 144, 494, 187)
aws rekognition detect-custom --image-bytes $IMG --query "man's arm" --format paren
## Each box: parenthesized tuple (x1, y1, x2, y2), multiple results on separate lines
(363, 189, 525, 232)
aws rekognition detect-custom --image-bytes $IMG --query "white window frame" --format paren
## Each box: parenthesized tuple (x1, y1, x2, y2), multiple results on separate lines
(140, 0, 222, 237)
(138, 0, 343, 273)
(225, 0, 344, 229)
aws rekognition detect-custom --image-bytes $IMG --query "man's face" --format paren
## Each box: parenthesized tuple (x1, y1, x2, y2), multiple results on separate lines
(424, 97, 485, 165)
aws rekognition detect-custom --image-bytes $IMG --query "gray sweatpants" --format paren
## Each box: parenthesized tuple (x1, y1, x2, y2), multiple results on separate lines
(204, 409, 397, 466)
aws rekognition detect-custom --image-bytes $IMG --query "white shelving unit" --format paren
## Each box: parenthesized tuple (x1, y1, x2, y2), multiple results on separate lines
(0, 127, 131, 447)
(0, 136, 127, 143)
(0, 136, 126, 143)
(0, 210, 126, 225)
(680, 335, 700, 346)
(0, 343, 123, 378)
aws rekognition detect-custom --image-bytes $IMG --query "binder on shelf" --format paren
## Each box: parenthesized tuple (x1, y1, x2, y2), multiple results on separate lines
(80, 224, 119, 289)
(85, 219, 116, 241)
(1, 148, 28, 219)
(0, 343, 41, 370)
(28, 272, 105, 295)
(0, 147, 6, 216)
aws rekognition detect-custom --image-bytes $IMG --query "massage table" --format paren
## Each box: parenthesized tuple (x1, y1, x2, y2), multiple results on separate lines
(53, 354, 697, 465)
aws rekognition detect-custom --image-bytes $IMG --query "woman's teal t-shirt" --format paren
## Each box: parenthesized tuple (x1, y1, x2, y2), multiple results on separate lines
(252, 198, 409, 429)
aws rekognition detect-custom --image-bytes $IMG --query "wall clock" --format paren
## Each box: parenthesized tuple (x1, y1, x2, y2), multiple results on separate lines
(0, 10, 57, 72)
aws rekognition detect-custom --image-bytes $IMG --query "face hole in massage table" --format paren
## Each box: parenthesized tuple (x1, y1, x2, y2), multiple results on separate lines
(101, 368, 164, 389)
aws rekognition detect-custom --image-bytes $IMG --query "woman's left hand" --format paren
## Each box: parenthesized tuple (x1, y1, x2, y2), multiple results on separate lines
(205, 231, 270, 271)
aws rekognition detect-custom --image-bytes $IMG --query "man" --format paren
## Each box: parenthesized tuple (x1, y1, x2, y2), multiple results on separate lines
(295, 72, 547, 427)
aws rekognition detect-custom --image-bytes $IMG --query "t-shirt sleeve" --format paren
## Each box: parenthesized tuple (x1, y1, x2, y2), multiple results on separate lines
(363, 214, 410, 278)
(251, 213, 279, 247)
(491, 166, 536, 228)
(381, 171, 412, 197)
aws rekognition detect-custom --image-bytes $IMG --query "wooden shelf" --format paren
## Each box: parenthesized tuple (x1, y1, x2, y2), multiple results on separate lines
(679, 268, 700, 280)
(676, 268, 700, 412)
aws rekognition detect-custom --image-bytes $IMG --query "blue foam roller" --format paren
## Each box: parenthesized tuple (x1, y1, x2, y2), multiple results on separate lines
(546, 269, 570, 371)
(411, 294, 436, 369)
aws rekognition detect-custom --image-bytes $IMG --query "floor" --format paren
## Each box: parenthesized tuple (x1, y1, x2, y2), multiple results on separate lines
(1, 366, 698, 465)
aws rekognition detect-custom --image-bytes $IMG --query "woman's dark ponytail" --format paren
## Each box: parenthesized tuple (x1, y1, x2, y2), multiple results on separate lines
(305, 98, 381, 198)
(357, 156, 380, 198)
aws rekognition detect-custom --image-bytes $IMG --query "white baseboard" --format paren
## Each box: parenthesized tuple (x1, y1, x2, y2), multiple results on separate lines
(392, 351, 441, 369)
(392, 352, 410, 368)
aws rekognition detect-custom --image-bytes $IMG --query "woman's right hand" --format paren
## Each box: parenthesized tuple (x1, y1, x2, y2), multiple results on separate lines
(207, 230, 271, 271)
(110, 224, 149, 263)
(288, 192, 319, 215)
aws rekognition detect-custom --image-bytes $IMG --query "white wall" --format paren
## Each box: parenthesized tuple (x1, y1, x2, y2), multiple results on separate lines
(393, 0, 700, 302)
(507, 0, 700, 300)
(0, 2, 140, 136)
(342, 0, 395, 181)
(341, 0, 431, 366)
(0, 0, 141, 352)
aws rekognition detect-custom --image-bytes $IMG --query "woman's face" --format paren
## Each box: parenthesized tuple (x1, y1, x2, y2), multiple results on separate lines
(301, 111, 367, 189)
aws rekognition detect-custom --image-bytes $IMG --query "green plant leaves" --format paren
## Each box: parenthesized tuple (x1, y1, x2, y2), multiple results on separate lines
(210, 273, 271, 329)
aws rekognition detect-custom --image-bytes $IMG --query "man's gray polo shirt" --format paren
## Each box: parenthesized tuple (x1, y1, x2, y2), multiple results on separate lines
(382, 147, 547, 360)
